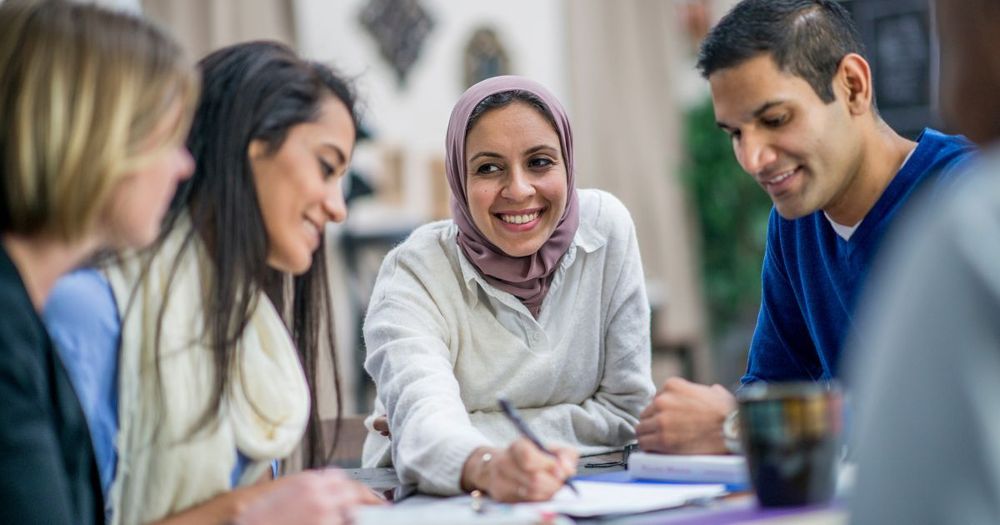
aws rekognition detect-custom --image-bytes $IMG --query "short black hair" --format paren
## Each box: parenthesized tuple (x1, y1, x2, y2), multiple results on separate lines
(697, 0, 865, 103)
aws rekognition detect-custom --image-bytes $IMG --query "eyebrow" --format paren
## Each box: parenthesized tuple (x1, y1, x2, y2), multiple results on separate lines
(320, 142, 347, 167)
(524, 144, 559, 156)
(468, 144, 559, 164)
(716, 100, 786, 130)
(751, 100, 785, 118)
(469, 151, 503, 163)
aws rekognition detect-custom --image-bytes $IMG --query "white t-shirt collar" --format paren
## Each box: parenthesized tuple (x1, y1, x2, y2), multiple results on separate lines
(825, 144, 918, 241)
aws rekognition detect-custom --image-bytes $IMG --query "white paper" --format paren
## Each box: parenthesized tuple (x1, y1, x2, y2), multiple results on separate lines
(353, 481, 728, 523)
(354, 495, 573, 525)
(529, 480, 728, 517)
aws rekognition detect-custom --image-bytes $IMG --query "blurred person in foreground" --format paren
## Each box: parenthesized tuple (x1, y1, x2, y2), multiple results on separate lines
(850, 1, 1000, 522)
(637, 0, 975, 455)
(0, 1, 196, 522)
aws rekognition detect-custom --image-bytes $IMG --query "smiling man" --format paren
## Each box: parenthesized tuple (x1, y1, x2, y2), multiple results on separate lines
(636, 0, 976, 454)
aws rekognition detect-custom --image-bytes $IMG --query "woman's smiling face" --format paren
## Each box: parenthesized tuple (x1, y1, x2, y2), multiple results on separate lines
(250, 96, 355, 274)
(464, 101, 567, 258)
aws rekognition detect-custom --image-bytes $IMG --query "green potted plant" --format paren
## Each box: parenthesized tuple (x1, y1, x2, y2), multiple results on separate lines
(681, 97, 773, 383)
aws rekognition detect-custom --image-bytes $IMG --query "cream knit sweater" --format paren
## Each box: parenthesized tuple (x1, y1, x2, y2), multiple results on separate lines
(362, 189, 655, 494)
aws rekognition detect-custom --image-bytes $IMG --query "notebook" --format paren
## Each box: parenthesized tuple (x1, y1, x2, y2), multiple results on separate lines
(628, 452, 748, 485)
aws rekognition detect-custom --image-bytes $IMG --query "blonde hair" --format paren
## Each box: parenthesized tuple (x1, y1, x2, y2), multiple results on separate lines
(0, 0, 198, 240)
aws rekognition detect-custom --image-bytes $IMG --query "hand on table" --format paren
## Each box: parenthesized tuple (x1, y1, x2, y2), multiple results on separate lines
(461, 438, 579, 503)
(235, 469, 384, 525)
(636, 377, 735, 454)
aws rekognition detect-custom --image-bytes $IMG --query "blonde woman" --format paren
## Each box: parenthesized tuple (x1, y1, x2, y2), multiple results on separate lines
(0, 1, 197, 523)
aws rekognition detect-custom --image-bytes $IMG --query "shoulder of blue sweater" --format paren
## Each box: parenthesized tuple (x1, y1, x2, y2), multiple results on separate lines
(918, 127, 977, 156)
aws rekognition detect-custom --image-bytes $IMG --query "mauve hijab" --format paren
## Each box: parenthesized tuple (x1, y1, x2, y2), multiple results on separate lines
(445, 75, 580, 318)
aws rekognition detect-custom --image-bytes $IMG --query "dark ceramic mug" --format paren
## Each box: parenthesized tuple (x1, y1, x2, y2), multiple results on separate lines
(737, 381, 842, 507)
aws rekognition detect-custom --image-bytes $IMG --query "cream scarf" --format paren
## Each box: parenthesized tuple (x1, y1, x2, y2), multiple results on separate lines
(104, 217, 310, 525)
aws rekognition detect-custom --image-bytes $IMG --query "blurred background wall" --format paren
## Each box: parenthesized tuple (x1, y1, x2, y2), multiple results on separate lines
(82, 0, 940, 428)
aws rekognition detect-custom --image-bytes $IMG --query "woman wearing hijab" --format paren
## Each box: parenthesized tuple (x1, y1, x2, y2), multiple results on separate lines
(362, 76, 655, 501)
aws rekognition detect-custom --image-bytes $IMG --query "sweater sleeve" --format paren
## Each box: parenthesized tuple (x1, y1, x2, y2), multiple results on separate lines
(594, 205, 656, 431)
(743, 211, 823, 384)
(363, 253, 492, 496)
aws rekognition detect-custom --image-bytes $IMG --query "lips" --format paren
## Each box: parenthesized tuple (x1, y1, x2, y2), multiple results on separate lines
(302, 218, 322, 249)
(493, 207, 545, 231)
(498, 211, 540, 224)
(759, 166, 801, 195)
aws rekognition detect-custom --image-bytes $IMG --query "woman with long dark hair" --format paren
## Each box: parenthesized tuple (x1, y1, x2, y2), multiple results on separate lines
(45, 41, 379, 524)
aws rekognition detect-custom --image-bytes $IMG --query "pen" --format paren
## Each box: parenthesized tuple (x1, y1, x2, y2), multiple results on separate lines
(497, 398, 581, 496)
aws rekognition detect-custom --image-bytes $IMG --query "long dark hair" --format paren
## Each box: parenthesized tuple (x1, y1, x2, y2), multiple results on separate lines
(158, 40, 357, 467)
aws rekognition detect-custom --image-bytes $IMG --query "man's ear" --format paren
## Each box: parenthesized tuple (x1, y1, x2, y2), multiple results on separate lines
(836, 53, 873, 116)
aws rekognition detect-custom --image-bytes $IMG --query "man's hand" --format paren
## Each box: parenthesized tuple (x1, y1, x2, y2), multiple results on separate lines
(636, 377, 736, 454)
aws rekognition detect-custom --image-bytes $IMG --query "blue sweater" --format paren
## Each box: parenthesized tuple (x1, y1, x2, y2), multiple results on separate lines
(742, 129, 976, 384)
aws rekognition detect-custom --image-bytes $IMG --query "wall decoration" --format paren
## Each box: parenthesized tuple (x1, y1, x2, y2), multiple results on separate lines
(463, 27, 511, 88)
(359, 0, 434, 86)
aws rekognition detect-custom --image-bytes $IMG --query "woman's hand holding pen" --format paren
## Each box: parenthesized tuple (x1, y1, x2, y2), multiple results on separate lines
(460, 438, 578, 503)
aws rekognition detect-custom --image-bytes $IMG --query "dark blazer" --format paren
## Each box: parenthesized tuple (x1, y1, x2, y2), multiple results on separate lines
(0, 245, 103, 524)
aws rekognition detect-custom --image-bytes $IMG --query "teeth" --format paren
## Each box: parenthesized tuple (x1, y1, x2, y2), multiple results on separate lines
(499, 211, 540, 225)
(766, 169, 795, 185)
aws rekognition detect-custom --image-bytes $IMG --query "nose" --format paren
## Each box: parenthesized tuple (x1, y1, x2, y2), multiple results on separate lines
(735, 131, 777, 177)
(500, 166, 535, 201)
(322, 177, 348, 224)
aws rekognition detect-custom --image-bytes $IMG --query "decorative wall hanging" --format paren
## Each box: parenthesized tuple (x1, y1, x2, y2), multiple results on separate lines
(463, 26, 511, 88)
(359, 0, 435, 86)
